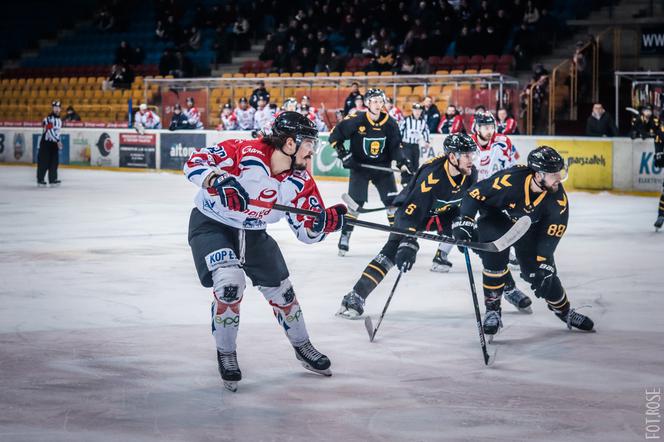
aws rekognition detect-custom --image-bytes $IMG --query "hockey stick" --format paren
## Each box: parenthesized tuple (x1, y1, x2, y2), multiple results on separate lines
(341, 193, 386, 214)
(463, 248, 497, 366)
(364, 269, 404, 342)
(360, 163, 401, 173)
(248, 198, 531, 253)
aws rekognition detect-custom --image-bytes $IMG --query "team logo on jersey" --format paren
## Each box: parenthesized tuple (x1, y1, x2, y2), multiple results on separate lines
(96, 132, 113, 157)
(308, 195, 322, 211)
(363, 137, 386, 158)
(258, 188, 277, 202)
(358, 125, 366, 134)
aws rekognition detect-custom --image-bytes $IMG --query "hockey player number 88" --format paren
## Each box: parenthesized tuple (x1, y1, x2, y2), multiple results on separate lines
(546, 224, 566, 237)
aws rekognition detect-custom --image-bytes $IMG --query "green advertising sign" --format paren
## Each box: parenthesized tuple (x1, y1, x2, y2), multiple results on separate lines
(313, 135, 350, 179)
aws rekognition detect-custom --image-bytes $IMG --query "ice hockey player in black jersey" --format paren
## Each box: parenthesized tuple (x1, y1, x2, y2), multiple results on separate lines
(330, 88, 410, 256)
(653, 119, 664, 231)
(453, 146, 594, 335)
(337, 133, 477, 318)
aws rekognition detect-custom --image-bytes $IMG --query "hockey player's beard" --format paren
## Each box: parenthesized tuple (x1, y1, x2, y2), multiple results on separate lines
(292, 154, 312, 171)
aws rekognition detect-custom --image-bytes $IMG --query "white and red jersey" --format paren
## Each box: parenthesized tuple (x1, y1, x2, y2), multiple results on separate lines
(183, 138, 327, 243)
(471, 133, 518, 182)
(437, 114, 464, 134)
(388, 106, 404, 129)
(218, 112, 238, 131)
(134, 110, 161, 129)
(497, 117, 517, 135)
(253, 106, 275, 131)
(185, 106, 204, 129)
(235, 106, 256, 130)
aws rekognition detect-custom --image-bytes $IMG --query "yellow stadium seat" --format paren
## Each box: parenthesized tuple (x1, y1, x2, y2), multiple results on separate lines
(244, 73, 256, 78)
(268, 73, 280, 77)
(380, 71, 394, 76)
(464, 69, 478, 74)
(256, 73, 267, 78)
(412, 86, 424, 96)
(304, 72, 315, 77)
(280, 73, 291, 78)
(479, 69, 493, 74)
(449, 69, 463, 75)
(291, 73, 303, 77)
(315, 72, 327, 77)
(328, 72, 341, 77)
(366, 71, 379, 77)
(435, 70, 449, 75)
(397, 86, 412, 96)
(353, 71, 366, 76)
(341, 72, 353, 77)
(222, 73, 233, 78)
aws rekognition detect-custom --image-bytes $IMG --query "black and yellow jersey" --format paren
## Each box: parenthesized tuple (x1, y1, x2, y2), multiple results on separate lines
(460, 165, 569, 260)
(630, 115, 659, 139)
(393, 156, 478, 232)
(329, 110, 402, 166)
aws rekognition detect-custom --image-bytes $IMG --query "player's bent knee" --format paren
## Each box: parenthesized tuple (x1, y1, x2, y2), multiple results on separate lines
(212, 266, 246, 304)
(259, 279, 296, 306)
(541, 275, 564, 302)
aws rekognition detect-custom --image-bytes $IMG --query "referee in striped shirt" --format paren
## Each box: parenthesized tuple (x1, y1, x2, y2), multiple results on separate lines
(37, 100, 63, 186)
(400, 102, 430, 186)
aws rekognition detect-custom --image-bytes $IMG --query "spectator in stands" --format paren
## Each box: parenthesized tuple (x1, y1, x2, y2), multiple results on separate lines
(135, 104, 161, 130)
(250, 81, 271, 109)
(328, 50, 345, 73)
(259, 33, 277, 61)
(523, 0, 540, 26)
(272, 45, 289, 73)
(347, 94, 366, 116)
(63, 106, 81, 122)
(456, 26, 473, 56)
(343, 82, 362, 116)
(132, 47, 145, 65)
(513, 23, 534, 67)
(169, 104, 190, 130)
(315, 47, 332, 73)
(373, 42, 396, 72)
(94, 5, 115, 31)
(108, 64, 133, 89)
(494, 9, 511, 43)
(585, 103, 617, 137)
(159, 49, 176, 76)
(437, 104, 465, 134)
(347, 28, 364, 56)
(184, 97, 204, 129)
(188, 26, 202, 51)
(218, 103, 238, 131)
(164, 15, 179, 42)
(497, 107, 518, 134)
(630, 105, 658, 139)
(398, 55, 415, 74)
(115, 41, 132, 65)
(296, 46, 314, 72)
(231, 16, 250, 52)
(155, 20, 166, 40)
(422, 96, 441, 134)
(413, 56, 430, 75)
(573, 41, 590, 99)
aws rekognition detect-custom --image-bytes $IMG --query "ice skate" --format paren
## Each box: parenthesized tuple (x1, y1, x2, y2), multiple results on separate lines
(294, 340, 331, 376)
(49, 180, 61, 187)
(37, 181, 47, 188)
(508, 249, 520, 270)
(556, 308, 594, 332)
(217, 350, 242, 392)
(503, 286, 533, 313)
(430, 249, 452, 273)
(483, 309, 502, 342)
(655, 216, 664, 232)
(337, 231, 351, 256)
(336, 290, 365, 319)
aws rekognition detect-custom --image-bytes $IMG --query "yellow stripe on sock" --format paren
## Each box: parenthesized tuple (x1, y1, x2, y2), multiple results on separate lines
(362, 272, 379, 286)
(483, 283, 506, 290)
(367, 263, 386, 277)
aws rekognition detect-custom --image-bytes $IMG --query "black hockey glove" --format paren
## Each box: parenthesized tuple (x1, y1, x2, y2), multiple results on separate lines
(311, 204, 348, 234)
(395, 237, 419, 272)
(655, 151, 664, 168)
(340, 152, 360, 170)
(530, 263, 556, 298)
(452, 216, 477, 252)
(213, 175, 250, 212)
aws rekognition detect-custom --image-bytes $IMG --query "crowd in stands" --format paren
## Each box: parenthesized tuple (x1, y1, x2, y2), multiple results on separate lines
(256, 0, 565, 74)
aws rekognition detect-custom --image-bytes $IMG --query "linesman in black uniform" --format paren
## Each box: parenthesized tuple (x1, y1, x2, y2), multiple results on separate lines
(330, 88, 410, 256)
(453, 146, 594, 335)
(37, 100, 63, 187)
(400, 102, 430, 186)
(337, 134, 477, 318)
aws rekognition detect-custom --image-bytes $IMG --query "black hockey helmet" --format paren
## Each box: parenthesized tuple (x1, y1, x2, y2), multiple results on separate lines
(364, 88, 386, 104)
(51, 100, 61, 107)
(527, 146, 565, 173)
(272, 111, 319, 160)
(186, 96, 194, 105)
(443, 133, 477, 155)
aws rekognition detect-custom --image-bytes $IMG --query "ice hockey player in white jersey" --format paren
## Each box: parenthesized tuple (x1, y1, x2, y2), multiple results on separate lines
(253, 95, 275, 132)
(183, 111, 347, 391)
(134, 103, 161, 132)
(234, 97, 256, 130)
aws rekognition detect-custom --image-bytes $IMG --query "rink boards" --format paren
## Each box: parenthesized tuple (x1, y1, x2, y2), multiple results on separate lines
(0, 126, 661, 193)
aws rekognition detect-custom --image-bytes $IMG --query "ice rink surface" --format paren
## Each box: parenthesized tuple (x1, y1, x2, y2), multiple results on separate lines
(0, 165, 662, 442)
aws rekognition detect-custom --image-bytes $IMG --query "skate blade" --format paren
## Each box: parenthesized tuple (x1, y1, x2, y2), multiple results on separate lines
(223, 380, 238, 392)
(430, 264, 451, 273)
(338, 249, 347, 257)
(519, 306, 533, 314)
(299, 361, 332, 376)
(335, 307, 362, 320)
